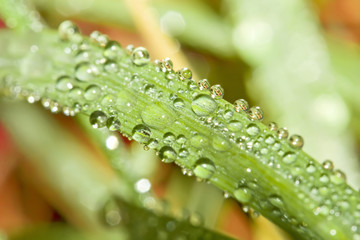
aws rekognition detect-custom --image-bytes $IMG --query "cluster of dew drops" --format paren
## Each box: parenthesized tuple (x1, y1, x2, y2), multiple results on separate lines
(2, 19, 359, 239)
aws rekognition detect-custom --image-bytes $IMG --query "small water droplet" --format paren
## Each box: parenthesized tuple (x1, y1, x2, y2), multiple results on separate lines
(212, 135, 230, 151)
(102, 200, 122, 227)
(289, 135, 304, 149)
(234, 187, 252, 203)
(101, 94, 116, 106)
(84, 84, 102, 101)
(173, 98, 185, 108)
(246, 123, 260, 136)
(75, 62, 99, 81)
(198, 79, 210, 90)
(89, 110, 107, 128)
(50, 101, 61, 113)
(176, 134, 187, 144)
(178, 68, 192, 80)
(193, 158, 216, 180)
(161, 58, 173, 72)
(223, 109, 233, 119)
(56, 75, 73, 91)
(190, 134, 208, 148)
(106, 135, 119, 150)
(282, 152, 297, 164)
(322, 160, 334, 171)
(277, 128, 289, 139)
(69, 86, 84, 100)
(104, 60, 119, 73)
(106, 116, 121, 131)
(104, 41, 122, 60)
(234, 99, 249, 112)
(265, 135, 275, 145)
(188, 80, 198, 90)
(319, 174, 329, 183)
(210, 85, 224, 99)
(179, 148, 189, 158)
(330, 170, 346, 185)
(141, 102, 176, 129)
(90, 30, 109, 47)
(306, 162, 316, 173)
(191, 94, 217, 116)
(268, 122, 278, 131)
(227, 120, 242, 132)
(132, 124, 152, 143)
(160, 146, 177, 163)
(269, 195, 284, 208)
(58, 20, 80, 41)
(248, 106, 264, 121)
(148, 139, 159, 149)
(131, 47, 150, 66)
(163, 132, 176, 145)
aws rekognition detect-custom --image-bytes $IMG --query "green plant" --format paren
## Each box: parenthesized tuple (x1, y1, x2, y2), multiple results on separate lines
(1, 1, 360, 240)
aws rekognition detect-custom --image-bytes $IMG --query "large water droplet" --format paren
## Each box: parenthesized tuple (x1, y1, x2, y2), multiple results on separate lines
(289, 135, 304, 149)
(89, 111, 107, 128)
(234, 99, 249, 112)
(173, 98, 185, 108)
(210, 85, 224, 99)
(193, 158, 216, 180)
(330, 170, 346, 185)
(75, 62, 99, 81)
(160, 146, 177, 163)
(179, 148, 189, 158)
(141, 102, 176, 129)
(246, 123, 260, 136)
(248, 106, 264, 121)
(131, 47, 150, 66)
(84, 84, 102, 101)
(132, 124, 152, 143)
(234, 187, 252, 203)
(269, 195, 284, 208)
(191, 94, 217, 116)
(56, 75, 73, 91)
(163, 132, 176, 144)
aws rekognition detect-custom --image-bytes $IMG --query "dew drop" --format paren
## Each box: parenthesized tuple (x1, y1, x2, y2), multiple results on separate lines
(193, 158, 216, 180)
(84, 84, 102, 101)
(50, 101, 61, 113)
(102, 200, 122, 227)
(289, 135, 304, 149)
(58, 20, 80, 41)
(268, 122, 278, 131)
(282, 152, 297, 164)
(322, 160, 334, 171)
(160, 146, 177, 163)
(89, 110, 107, 128)
(69, 87, 84, 100)
(265, 135, 275, 145)
(178, 68, 192, 80)
(163, 132, 176, 144)
(101, 94, 116, 106)
(75, 62, 99, 81)
(148, 139, 159, 149)
(141, 102, 176, 129)
(246, 123, 260, 136)
(188, 80, 198, 90)
(132, 124, 152, 143)
(198, 79, 210, 90)
(234, 187, 252, 203)
(104, 60, 119, 73)
(56, 75, 73, 91)
(306, 163, 316, 173)
(104, 41, 122, 60)
(269, 195, 284, 208)
(319, 174, 329, 183)
(190, 134, 208, 148)
(161, 58, 173, 72)
(223, 109, 233, 120)
(179, 148, 189, 158)
(191, 94, 217, 116)
(248, 106, 264, 121)
(131, 47, 150, 66)
(277, 128, 289, 139)
(176, 135, 187, 144)
(210, 85, 224, 99)
(330, 170, 346, 185)
(173, 98, 185, 108)
(212, 135, 230, 151)
(227, 120, 242, 132)
(234, 99, 249, 112)
(106, 135, 119, 150)
(90, 31, 109, 47)
(106, 116, 121, 131)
